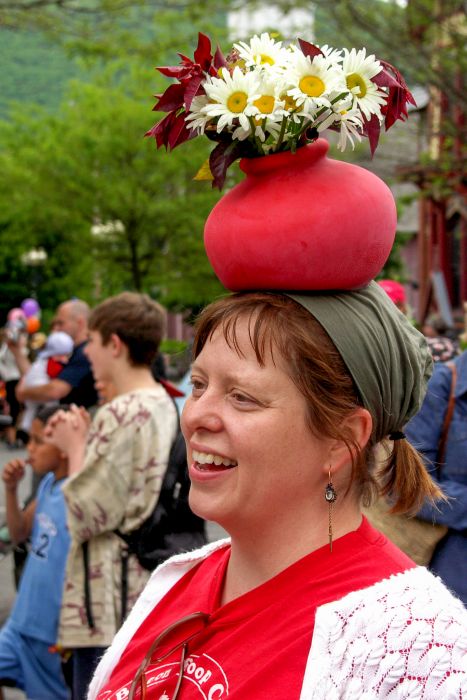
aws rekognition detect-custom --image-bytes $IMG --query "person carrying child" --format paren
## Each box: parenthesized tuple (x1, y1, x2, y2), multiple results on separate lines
(0, 404, 71, 700)
(17, 331, 74, 435)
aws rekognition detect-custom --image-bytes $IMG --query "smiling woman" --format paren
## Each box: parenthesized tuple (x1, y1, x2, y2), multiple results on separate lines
(89, 287, 467, 700)
(87, 28, 465, 699)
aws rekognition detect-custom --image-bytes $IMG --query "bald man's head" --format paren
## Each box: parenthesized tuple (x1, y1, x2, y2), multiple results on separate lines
(54, 299, 90, 344)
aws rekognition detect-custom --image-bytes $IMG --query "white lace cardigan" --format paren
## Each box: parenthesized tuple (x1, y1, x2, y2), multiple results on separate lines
(88, 539, 467, 699)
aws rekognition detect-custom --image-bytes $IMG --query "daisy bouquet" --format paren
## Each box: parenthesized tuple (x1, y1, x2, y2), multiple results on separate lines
(147, 32, 415, 189)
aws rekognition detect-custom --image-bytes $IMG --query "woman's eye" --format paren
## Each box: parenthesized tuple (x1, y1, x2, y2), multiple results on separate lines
(230, 391, 255, 405)
(190, 379, 206, 396)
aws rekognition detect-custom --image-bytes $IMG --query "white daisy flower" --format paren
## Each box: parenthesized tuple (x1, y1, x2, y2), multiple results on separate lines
(277, 90, 308, 124)
(312, 108, 339, 133)
(286, 52, 347, 113)
(233, 115, 283, 144)
(342, 48, 387, 120)
(317, 44, 343, 66)
(185, 94, 211, 134)
(202, 67, 260, 132)
(318, 106, 364, 151)
(234, 32, 290, 70)
(250, 75, 285, 119)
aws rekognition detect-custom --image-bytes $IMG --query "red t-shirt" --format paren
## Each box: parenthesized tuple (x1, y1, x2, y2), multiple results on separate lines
(98, 519, 414, 699)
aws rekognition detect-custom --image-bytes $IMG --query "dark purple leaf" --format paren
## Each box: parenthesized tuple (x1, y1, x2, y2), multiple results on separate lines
(157, 65, 188, 79)
(194, 32, 212, 70)
(298, 38, 324, 59)
(209, 140, 242, 190)
(167, 112, 192, 150)
(379, 59, 414, 98)
(362, 114, 381, 156)
(373, 59, 416, 130)
(184, 75, 204, 110)
(153, 83, 185, 112)
(213, 45, 228, 73)
(145, 111, 178, 149)
(372, 66, 401, 90)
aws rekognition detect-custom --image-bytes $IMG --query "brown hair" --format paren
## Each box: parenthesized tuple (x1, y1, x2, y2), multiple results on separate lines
(89, 292, 166, 367)
(193, 292, 442, 513)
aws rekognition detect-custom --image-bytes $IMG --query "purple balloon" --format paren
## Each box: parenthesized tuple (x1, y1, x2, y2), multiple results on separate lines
(21, 298, 40, 318)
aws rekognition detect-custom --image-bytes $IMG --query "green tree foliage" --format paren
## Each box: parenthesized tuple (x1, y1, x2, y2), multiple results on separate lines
(277, 0, 465, 170)
(0, 60, 227, 315)
(312, 0, 464, 99)
(0, 29, 81, 117)
(3, 0, 461, 315)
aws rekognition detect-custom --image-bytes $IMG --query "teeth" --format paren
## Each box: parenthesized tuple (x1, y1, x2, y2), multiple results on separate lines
(192, 450, 237, 467)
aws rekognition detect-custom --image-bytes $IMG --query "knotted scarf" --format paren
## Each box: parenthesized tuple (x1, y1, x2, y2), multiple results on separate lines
(287, 281, 432, 440)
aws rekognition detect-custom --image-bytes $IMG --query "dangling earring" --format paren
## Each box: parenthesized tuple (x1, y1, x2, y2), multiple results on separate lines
(324, 466, 337, 552)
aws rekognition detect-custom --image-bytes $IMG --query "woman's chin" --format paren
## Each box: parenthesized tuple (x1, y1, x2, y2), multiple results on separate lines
(188, 487, 232, 532)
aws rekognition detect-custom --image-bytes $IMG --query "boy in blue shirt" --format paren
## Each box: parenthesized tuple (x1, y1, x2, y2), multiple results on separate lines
(0, 404, 71, 700)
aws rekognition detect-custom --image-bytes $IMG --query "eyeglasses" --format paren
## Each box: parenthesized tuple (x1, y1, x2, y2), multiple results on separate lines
(129, 611, 210, 700)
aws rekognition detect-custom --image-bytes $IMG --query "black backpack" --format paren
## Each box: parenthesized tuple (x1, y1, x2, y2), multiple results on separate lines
(82, 405, 207, 629)
(115, 427, 207, 571)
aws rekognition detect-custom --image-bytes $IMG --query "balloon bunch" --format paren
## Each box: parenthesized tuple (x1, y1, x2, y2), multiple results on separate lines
(5, 299, 41, 343)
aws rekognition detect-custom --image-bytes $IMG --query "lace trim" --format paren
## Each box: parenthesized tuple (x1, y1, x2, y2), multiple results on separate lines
(305, 567, 467, 699)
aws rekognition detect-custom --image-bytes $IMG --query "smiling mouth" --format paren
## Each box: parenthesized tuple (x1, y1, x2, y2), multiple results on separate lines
(192, 449, 237, 471)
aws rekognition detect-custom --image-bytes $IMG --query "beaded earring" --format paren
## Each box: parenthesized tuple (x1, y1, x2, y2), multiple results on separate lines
(324, 466, 337, 552)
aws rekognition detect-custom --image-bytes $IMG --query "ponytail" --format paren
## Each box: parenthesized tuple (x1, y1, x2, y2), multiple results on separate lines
(376, 439, 446, 514)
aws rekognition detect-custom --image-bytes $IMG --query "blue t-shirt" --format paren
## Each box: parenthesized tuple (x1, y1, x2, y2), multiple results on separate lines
(9, 473, 70, 644)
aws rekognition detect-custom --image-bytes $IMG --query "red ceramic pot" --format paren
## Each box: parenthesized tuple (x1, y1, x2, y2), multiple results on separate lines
(204, 139, 397, 291)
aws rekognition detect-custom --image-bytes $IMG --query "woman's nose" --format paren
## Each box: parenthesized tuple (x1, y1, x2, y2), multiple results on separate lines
(181, 393, 224, 435)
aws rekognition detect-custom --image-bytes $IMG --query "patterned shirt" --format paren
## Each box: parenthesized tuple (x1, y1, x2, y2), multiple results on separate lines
(59, 386, 177, 648)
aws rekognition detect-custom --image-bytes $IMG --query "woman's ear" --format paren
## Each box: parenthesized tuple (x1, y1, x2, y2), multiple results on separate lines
(328, 407, 372, 474)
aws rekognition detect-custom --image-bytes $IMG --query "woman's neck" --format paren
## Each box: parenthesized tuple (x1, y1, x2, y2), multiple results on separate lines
(221, 503, 362, 605)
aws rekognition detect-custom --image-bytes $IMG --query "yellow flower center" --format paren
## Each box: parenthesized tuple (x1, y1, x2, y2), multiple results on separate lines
(223, 59, 245, 74)
(226, 91, 248, 113)
(346, 73, 367, 98)
(299, 75, 325, 97)
(253, 94, 275, 114)
(255, 53, 274, 66)
(282, 94, 298, 111)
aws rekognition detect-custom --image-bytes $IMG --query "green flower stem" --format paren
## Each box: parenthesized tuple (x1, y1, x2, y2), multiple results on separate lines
(275, 116, 288, 151)
(293, 93, 349, 144)
(331, 91, 349, 105)
(248, 116, 265, 155)
(295, 118, 312, 140)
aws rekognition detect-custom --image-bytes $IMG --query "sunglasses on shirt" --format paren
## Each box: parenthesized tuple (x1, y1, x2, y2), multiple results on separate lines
(129, 611, 210, 699)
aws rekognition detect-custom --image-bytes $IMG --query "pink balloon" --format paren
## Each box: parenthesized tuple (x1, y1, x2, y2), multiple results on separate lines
(21, 298, 40, 318)
(7, 308, 26, 322)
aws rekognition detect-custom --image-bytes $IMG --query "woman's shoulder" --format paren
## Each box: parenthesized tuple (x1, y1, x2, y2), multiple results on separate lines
(323, 565, 466, 625)
(310, 567, 466, 696)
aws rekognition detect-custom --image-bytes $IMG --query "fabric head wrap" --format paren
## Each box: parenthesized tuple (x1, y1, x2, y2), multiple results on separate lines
(287, 281, 432, 441)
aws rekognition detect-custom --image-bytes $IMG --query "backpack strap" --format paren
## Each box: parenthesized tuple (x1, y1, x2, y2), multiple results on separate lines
(116, 390, 181, 623)
(436, 361, 457, 472)
(120, 548, 129, 625)
(82, 541, 96, 630)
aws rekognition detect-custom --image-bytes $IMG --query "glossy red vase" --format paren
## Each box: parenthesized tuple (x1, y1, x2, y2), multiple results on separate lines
(204, 139, 397, 291)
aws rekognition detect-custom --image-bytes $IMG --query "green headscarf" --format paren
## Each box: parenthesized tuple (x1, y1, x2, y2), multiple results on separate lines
(287, 281, 432, 441)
